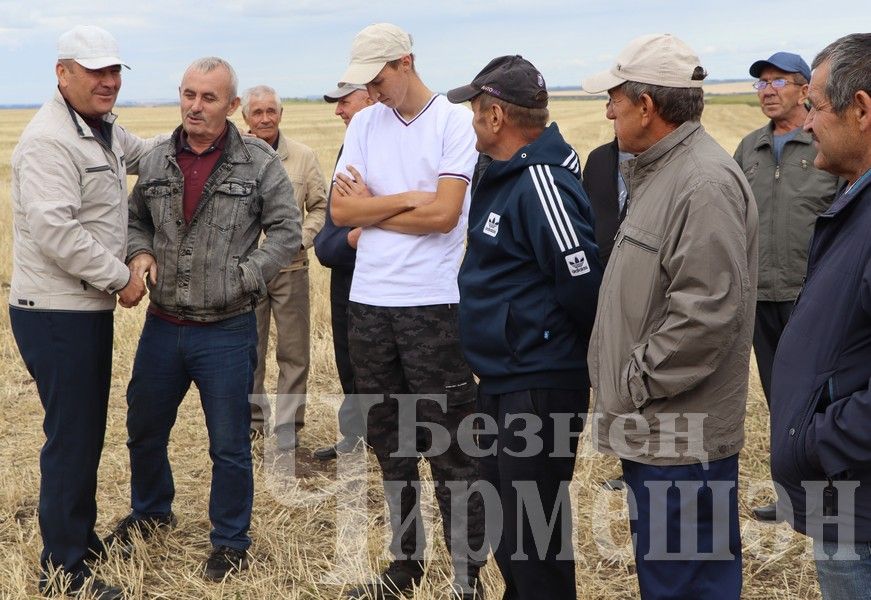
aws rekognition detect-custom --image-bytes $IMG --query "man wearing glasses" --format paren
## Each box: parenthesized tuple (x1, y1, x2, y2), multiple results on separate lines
(733, 52, 840, 523)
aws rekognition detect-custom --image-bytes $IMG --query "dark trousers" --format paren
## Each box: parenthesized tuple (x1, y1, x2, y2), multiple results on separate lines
(478, 388, 587, 600)
(621, 455, 742, 600)
(752, 300, 793, 406)
(348, 302, 485, 573)
(126, 312, 257, 550)
(330, 268, 363, 440)
(10, 308, 113, 586)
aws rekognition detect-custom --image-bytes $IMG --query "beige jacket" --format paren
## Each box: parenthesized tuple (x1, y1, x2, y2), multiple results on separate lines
(275, 131, 327, 271)
(588, 122, 759, 465)
(10, 90, 158, 311)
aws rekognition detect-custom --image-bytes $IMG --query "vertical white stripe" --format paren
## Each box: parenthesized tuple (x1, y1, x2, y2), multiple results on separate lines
(544, 165, 580, 248)
(529, 166, 567, 252)
(533, 164, 573, 250)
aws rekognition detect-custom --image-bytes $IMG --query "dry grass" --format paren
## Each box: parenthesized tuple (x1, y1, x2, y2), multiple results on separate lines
(0, 99, 819, 599)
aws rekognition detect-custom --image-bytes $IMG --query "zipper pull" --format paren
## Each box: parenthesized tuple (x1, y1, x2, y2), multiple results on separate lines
(775, 165, 781, 180)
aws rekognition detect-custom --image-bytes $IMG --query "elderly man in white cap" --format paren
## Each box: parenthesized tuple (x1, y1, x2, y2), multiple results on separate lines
(9, 25, 161, 599)
(583, 34, 757, 599)
(330, 23, 485, 600)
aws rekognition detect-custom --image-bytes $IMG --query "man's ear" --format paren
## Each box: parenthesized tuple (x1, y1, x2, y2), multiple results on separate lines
(227, 96, 241, 117)
(639, 93, 655, 127)
(854, 90, 871, 132)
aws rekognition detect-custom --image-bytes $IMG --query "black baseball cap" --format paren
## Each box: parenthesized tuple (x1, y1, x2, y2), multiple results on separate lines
(447, 55, 548, 109)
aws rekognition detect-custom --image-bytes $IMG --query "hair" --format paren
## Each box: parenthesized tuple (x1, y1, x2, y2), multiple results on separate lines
(812, 33, 871, 114)
(240, 85, 280, 117)
(621, 80, 705, 125)
(478, 93, 549, 131)
(184, 56, 239, 98)
(386, 54, 416, 72)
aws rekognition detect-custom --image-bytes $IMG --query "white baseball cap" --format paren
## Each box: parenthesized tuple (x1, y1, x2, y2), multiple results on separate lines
(339, 23, 412, 85)
(58, 25, 129, 70)
(582, 33, 705, 93)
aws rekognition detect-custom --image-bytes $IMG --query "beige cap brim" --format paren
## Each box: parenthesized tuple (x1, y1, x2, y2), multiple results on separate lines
(339, 61, 386, 86)
(582, 69, 625, 94)
(75, 56, 130, 70)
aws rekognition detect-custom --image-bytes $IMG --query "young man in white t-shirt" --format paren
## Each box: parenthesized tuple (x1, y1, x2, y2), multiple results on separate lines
(331, 23, 485, 600)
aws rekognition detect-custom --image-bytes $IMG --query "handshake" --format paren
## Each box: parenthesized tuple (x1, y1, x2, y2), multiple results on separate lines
(118, 253, 157, 309)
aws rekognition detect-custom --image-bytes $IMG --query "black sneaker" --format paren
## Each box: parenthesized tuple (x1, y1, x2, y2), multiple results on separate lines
(345, 560, 424, 599)
(40, 575, 125, 599)
(104, 512, 177, 556)
(203, 546, 250, 581)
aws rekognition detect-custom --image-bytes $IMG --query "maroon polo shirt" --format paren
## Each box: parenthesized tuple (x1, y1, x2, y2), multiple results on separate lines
(176, 124, 228, 223)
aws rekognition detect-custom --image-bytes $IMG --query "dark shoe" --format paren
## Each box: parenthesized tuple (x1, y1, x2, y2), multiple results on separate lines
(345, 560, 424, 599)
(104, 512, 177, 556)
(752, 501, 781, 522)
(203, 545, 250, 581)
(314, 437, 363, 461)
(40, 576, 125, 599)
(276, 425, 298, 451)
(602, 476, 625, 491)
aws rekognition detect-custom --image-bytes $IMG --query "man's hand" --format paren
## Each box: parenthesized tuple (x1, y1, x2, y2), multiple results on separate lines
(347, 227, 362, 249)
(118, 254, 158, 308)
(335, 166, 373, 198)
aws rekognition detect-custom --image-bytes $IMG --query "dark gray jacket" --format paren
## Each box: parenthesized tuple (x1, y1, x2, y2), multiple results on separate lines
(733, 123, 839, 302)
(127, 122, 301, 322)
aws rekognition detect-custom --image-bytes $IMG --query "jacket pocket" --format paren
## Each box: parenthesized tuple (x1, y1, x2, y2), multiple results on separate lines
(793, 376, 834, 480)
(142, 182, 177, 229)
(208, 179, 255, 232)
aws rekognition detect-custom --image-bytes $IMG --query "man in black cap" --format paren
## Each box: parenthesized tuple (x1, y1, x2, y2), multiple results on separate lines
(448, 55, 602, 600)
(733, 52, 840, 522)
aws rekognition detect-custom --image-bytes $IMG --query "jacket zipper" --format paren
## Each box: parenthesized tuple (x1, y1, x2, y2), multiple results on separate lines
(619, 235, 658, 253)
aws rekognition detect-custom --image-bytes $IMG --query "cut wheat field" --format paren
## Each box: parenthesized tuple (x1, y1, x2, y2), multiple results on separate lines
(0, 98, 822, 599)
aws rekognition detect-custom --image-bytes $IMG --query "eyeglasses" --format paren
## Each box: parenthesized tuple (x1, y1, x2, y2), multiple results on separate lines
(752, 78, 801, 91)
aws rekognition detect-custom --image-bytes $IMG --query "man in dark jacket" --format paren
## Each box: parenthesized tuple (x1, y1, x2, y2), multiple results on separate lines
(582, 137, 633, 266)
(448, 55, 602, 600)
(770, 33, 871, 600)
(312, 83, 371, 460)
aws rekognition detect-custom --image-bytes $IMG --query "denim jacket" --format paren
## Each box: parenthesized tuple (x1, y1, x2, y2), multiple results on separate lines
(127, 122, 301, 322)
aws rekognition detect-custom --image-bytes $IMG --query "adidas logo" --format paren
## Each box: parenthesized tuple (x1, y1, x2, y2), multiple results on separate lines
(565, 250, 591, 277)
(483, 212, 501, 237)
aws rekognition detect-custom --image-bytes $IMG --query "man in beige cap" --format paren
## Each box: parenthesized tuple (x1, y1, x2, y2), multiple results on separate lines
(241, 84, 327, 451)
(9, 25, 160, 599)
(330, 22, 485, 600)
(583, 34, 757, 599)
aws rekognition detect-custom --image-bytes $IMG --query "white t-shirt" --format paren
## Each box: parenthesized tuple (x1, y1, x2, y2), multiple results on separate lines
(335, 94, 477, 307)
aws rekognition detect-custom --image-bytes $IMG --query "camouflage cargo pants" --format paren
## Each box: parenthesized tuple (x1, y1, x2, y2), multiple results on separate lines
(348, 302, 486, 571)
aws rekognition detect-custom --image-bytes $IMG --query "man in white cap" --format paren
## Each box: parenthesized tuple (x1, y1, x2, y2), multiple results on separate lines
(312, 83, 372, 461)
(330, 23, 485, 600)
(9, 25, 160, 599)
(583, 34, 758, 599)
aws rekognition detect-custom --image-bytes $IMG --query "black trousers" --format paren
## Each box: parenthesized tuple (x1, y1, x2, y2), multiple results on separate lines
(478, 388, 588, 600)
(752, 300, 794, 406)
(10, 307, 113, 587)
(330, 268, 365, 440)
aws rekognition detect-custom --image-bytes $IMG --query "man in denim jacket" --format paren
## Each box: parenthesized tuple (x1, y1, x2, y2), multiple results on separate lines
(106, 57, 300, 581)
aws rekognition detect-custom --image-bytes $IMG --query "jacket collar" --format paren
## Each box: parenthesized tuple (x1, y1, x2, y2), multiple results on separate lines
(633, 120, 701, 171)
(168, 120, 251, 164)
(53, 88, 117, 139)
(274, 130, 289, 161)
(824, 168, 871, 218)
(752, 120, 813, 151)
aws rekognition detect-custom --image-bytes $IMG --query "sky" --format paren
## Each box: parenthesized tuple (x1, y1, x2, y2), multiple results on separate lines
(0, 0, 868, 105)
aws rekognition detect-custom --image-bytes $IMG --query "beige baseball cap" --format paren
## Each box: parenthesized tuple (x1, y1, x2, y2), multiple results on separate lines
(339, 23, 412, 85)
(58, 25, 129, 70)
(582, 33, 705, 93)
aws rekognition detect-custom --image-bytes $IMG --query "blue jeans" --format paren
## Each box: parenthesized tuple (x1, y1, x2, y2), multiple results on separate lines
(621, 455, 742, 600)
(815, 540, 871, 600)
(10, 308, 113, 587)
(126, 312, 257, 550)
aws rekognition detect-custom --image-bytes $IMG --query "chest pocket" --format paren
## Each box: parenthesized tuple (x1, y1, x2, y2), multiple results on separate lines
(142, 182, 179, 228)
(208, 179, 257, 232)
(614, 224, 664, 327)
